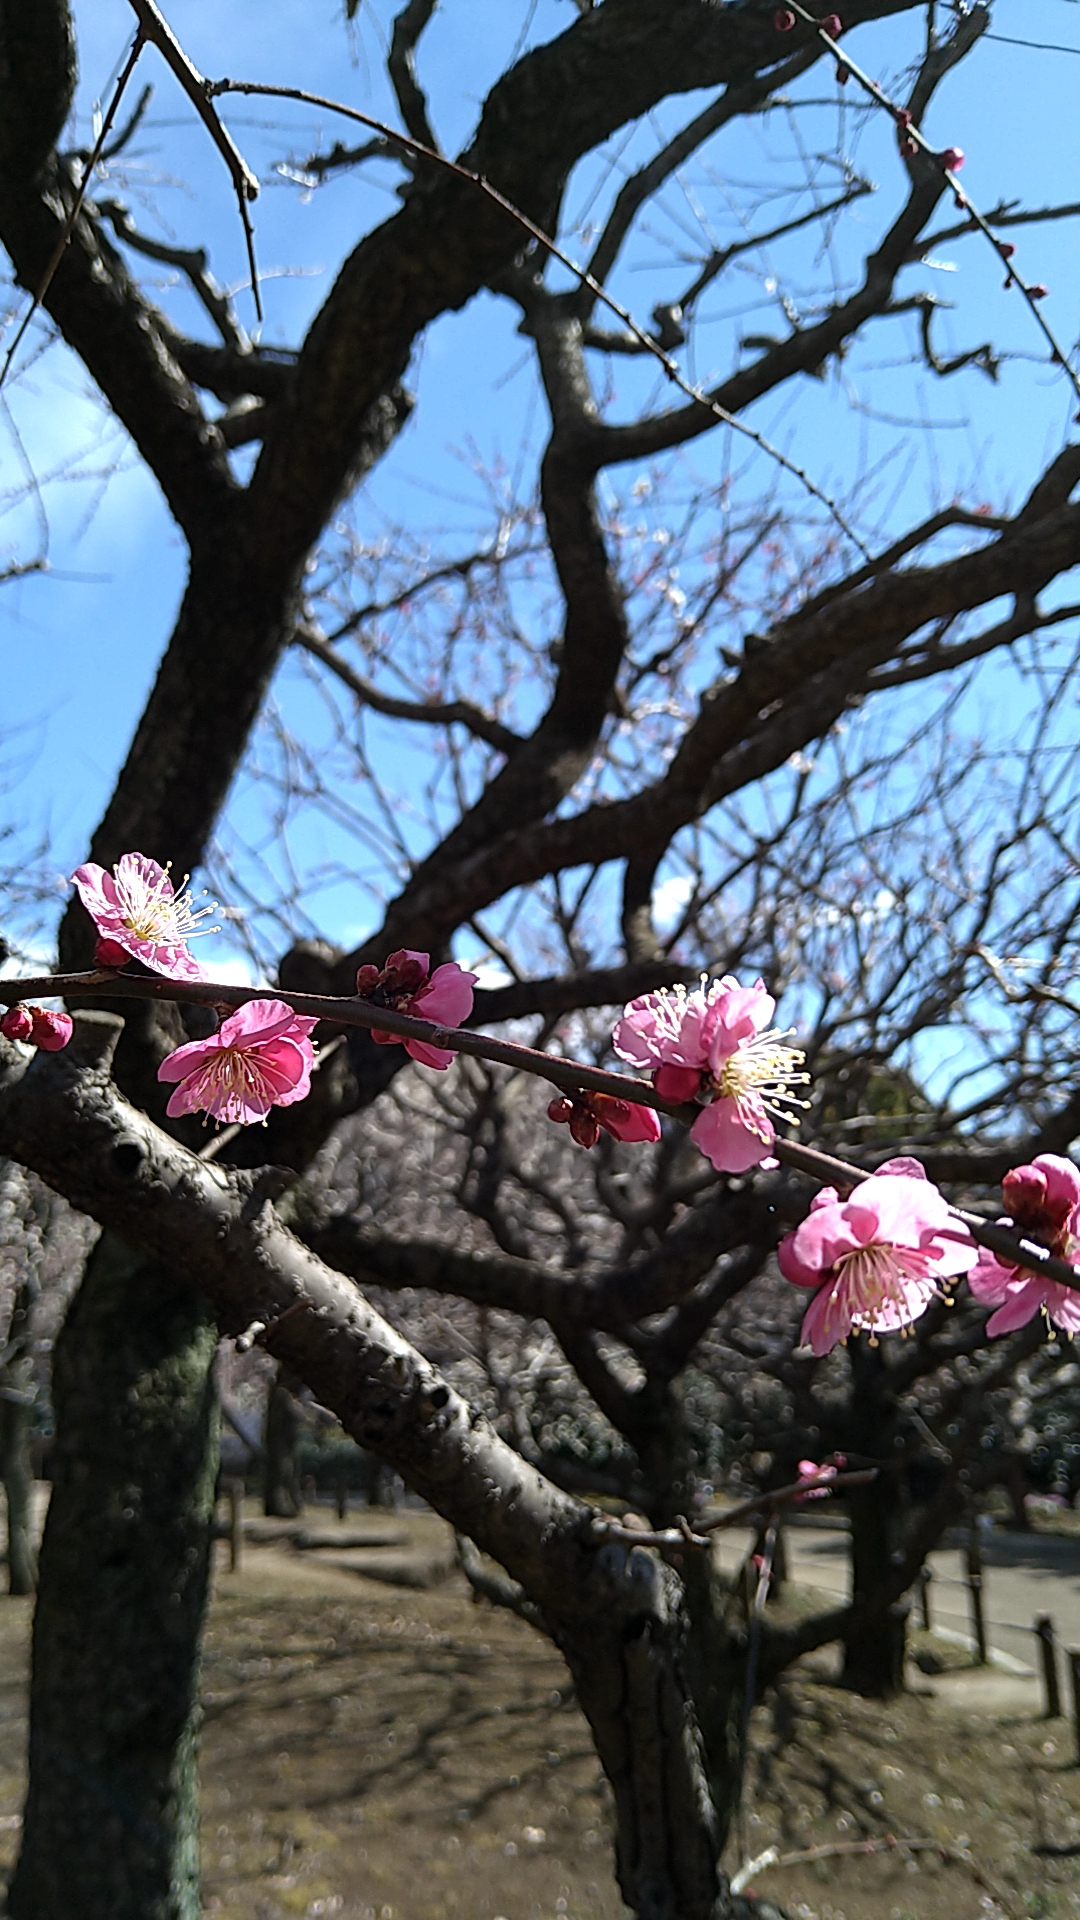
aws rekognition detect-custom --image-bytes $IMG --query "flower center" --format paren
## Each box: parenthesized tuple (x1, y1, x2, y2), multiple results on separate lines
(836, 1240, 937, 1316)
(714, 1027, 809, 1128)
(115, 863, 217, 946)
(199, 1046, 278, 1120)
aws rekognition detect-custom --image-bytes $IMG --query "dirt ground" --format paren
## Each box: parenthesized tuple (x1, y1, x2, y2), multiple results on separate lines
(3, 1509, 1080, 1920)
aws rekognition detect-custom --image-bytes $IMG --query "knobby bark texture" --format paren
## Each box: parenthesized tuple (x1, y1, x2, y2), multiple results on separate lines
(0, 1018, 776, 1920)
(7, 1229, 219, 1920)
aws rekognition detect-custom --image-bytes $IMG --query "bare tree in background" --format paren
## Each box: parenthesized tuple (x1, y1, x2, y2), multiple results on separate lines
(3, 2, 1080, 1916)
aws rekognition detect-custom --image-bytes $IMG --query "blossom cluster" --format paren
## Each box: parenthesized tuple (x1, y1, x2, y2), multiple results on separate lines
(0, 1004, 73, 1051)
(613, 976, 809, 1173)
(5, 848, 1079, 1359)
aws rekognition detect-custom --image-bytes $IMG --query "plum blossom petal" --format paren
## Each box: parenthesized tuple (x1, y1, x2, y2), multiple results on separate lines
(795, 1458, 842, 1501)
(73, 853, 216, 981)
(356, 950, 478, 1070)
(158, 999, 316, 1124)
(779, 1167, 978, 1355)
(614, 974, 808, 1174)
(968, 1153, 1080, 1336)
(29, 1008, 73, 1051)
(548, 1091, 661, 1149)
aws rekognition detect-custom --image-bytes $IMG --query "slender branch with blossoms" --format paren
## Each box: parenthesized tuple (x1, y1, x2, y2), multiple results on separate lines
(598, 1465, 878, 1553)
(4, 851, 1080, 1358)
(773, 6, 1080, 405)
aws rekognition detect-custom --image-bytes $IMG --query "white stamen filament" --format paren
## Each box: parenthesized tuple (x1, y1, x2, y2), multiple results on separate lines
(192, 1047, 278, 1122)
(715, 1026, 810, 1124)
(115, 861, 218, 945)
(825, 1241, 944, 1344)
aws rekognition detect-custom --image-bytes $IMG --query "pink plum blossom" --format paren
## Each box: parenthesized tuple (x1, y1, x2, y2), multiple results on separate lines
(547, 1090, 662, 1150)
(157, 1000, 317, 1124)
(28, 1008, 73, 1051)
(795, 1457, 844, 1500)
(354, 949, 478, 1070)
(613, 975, 808, 1173)
(72, 853, 216, 982)
(1, 1006, 34, 1043)
(0, 1005, 72, 1050)
(778, 1159, 978, 1355)
(968, 1154, 1080, 1336)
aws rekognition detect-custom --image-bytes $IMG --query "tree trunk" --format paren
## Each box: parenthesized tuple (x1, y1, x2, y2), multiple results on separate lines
(8, 1232, 219, 1920)
(1, 1273, 38, 1596)
(842, 1475, 908, 1697)
(263, 1363, 304, 1517)
(1, 1378, 37, 1596)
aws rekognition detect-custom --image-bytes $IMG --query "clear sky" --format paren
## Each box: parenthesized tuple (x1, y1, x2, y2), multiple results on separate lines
(2, 0, 1079, 982)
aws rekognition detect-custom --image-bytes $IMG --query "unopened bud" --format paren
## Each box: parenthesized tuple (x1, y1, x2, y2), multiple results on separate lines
(0, 1005, 34, 1042)
(29, 1008, 73, 1052)
(1029, 283, 1050, 300)
(900, 136, 918, 158)
(94, 935, 129, 969)
(820, 12, 842, 35)
(940, 146, 965, 172)
(999, 241, 1016, 260)
(836, 61, 849, 83)
(354, 964, 381, 996)
(774, 8, 796, 28)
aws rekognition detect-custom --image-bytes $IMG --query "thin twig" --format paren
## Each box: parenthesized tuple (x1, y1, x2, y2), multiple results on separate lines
(207, 76, 871, 556)
(786, 2, 1080, 405)
(0, 31, 147, 393)
(597, 1469, 877, 1552)
(124, 0, 262, 320)
(732, 1833, 1021, 1920)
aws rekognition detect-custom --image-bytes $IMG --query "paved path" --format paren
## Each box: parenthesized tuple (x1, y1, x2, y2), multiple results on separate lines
(713, 1520, 1080, 1715)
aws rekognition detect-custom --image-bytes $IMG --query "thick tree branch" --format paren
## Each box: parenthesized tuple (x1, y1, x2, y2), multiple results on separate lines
(295, 628, 522, 755)
(0, 1014, 733, 1920)
(388, 0, 440, 155)
(340, 493, 1080, 963)
(581, 41, 821, 302)
(0, 6, 235, 541)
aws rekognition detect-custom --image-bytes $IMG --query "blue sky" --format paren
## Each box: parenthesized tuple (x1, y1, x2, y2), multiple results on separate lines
(2, 0, 1080, 987)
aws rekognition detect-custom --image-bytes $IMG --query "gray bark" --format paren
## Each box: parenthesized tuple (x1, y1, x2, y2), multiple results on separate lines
(7, 1229, 219, 1920)
(1, 1268, 38, 1595)
(0, 1017, 748, 1919)
(0, 1385, 36, 1596)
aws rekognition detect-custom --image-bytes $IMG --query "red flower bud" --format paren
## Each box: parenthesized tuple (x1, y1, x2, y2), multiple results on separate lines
(820, 13, 842, 35)
(895, 109, 912, 128)
(900, 136, 918, 158)
(999, 241, 1016, 260)
(774, 8, 796, 28)
(1, 1005, 34, 1042)
(836, 61, 849, 83)
(29, 1008, 73, 1052)
(94, 935, 129, 969)
(1029, 283, 1050, 300)
(940, 146, 964, 172)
